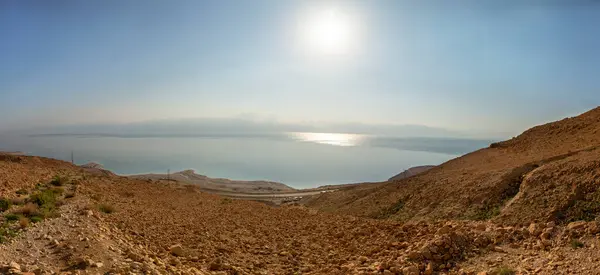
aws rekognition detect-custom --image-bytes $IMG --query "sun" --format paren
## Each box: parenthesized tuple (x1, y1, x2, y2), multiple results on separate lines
(300, 8, 358, 55)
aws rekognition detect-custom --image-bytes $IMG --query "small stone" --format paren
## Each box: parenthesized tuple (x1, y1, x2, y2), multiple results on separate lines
(528, 223, 542, 237)
(436, 225, 451, 235)
(475, 223, 487, 231)
(540, 231, 552, 240)
(567, 221, 587, 231)
(91, 262, 103, 268)
(407, 251, 421, 260)
(424, 263, 433, 275)
(402, 265, 419, 275)
(493, 246, 506, 253)
(541, 239, 552, 247)
(9, 261, 21, 271)
(169, 244, 185, 257)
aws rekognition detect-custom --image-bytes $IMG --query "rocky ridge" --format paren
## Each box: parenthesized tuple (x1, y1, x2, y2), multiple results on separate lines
(306, 107, 600, 225)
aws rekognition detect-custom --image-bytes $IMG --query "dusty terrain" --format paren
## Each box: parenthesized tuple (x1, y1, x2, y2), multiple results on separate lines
(1, 107, 600, 274)
(307, 107, 600, 226)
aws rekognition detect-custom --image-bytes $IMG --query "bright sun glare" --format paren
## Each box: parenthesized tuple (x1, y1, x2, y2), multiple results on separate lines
(300, 8, 357, 55)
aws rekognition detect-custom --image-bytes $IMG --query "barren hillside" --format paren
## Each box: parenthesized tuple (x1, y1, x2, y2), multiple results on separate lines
(306, 107, 600, 225)
(0, 153, 599, 274)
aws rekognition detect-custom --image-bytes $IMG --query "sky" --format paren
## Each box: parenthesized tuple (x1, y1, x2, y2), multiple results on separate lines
(1, 0, 599, 137)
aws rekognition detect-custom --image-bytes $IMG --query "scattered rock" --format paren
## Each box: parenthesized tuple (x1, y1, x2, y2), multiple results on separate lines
(528, 223, 542, 237)
(567, 221, 587, 231)
(169, 244, 185, 257)
(424, 262, 433, 275)
(402, 265, 419, 275)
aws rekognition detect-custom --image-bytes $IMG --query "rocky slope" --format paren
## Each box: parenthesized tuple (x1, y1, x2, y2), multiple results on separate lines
(306, 107, 600, 226)
(3, 154, 600, 274)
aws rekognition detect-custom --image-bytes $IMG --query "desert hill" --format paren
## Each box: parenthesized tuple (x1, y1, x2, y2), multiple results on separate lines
(129, 169, 295, 194)
(306, 107, 600, 225)
(3, 151, 600, 274)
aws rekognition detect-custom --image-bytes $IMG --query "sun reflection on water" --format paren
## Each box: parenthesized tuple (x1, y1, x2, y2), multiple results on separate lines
(288, 132, 366, 147)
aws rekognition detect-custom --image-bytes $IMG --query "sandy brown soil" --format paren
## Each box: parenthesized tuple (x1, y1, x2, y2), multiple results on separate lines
(1, 154, 600, 274)
(306, 107, 600, 226)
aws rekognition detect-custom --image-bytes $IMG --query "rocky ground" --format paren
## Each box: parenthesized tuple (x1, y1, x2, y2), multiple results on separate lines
(306, 107, 600, 225)
(2, 155, 600, 274)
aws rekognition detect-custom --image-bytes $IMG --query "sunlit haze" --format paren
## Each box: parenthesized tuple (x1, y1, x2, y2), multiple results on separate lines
(1, 1, 599, 137)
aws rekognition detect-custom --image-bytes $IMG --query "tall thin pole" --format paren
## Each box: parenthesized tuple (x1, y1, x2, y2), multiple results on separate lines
(71, 151, 74, 164)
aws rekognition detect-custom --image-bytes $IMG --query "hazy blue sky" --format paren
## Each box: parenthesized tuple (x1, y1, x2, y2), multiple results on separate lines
(1, 1, 599, 136)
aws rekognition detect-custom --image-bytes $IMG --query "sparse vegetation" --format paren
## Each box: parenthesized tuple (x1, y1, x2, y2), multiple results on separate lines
(0, 198, 11, 212)
(50, 175, 70, 186)
(571, 239, 584, 249)
(4, 213, 20, 222)
(98, 203, 116, 214)
(15, 203, 40, 217)
(10, 197, 26, 205)
(376, 199, 404, 219)
(221, 197, 233, 204)
(494, 266, 516, 275)
(469, 204, 501, 221)
(0, 225, 18, 243)
(18, 216, 29, 228)
(15, 188, 28, 195)
(28, 187, 63, 218)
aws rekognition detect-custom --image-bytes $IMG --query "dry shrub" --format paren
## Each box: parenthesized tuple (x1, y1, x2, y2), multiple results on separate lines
(55, 199, 66, 207)
(98, 203, 116, 214)
(18, 217, 29, 229)
(10, 197, 26, 206)
(15, 203, 39, 216)
(50, 186, 65, 195)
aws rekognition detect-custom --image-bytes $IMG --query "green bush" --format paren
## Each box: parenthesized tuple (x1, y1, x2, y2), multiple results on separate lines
(30, 189, 58, 207)
(0, 199, 11, 212)
(0, 226, 17, 243)
(4, 213, 20, 222)
(29, 188, 62, 218)
(29, 216, 43, 223)
(50, 175, 70, 186)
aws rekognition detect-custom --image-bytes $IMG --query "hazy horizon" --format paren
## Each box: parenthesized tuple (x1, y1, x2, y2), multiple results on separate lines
(2, 1, 599, 135)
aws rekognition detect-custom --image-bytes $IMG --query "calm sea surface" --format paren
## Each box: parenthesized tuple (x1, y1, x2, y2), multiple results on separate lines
(0, 132, 491, 189)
